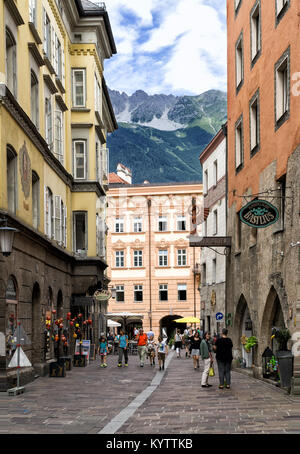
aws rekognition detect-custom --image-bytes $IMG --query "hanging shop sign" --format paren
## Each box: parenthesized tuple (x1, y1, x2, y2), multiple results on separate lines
(240, 199, 279, 228)
(94, 290, 111, 301)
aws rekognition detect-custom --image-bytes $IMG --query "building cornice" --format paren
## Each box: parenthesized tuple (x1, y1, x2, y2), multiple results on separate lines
(200, 124, 227, 165)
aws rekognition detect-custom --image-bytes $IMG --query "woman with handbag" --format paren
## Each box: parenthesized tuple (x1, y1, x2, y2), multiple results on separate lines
(213, 328, 233, 389)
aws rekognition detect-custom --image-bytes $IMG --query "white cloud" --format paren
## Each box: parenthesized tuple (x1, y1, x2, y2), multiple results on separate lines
(95, 0, 227, 95)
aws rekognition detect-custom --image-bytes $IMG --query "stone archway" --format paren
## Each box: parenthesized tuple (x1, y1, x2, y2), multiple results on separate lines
(32, 282, 41, 365)
(160, 315, 185, 341)
(57, 290, 63, 319)
(233, 294, 254, 366)
(261, 286, 285, 355)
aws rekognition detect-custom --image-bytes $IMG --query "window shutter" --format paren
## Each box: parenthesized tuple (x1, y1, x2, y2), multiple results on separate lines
(62, 46, 65, 86)
(51, 25, 55, 66)
(54, 195, 61, 242)
(44, 186, 48, 235)
(64, 205, 67, 247)
(43, 8, 47, 54)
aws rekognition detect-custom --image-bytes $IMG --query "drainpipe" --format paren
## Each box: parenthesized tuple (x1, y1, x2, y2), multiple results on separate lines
(147, 198, 152, 330)
(222, 123, 228, 328)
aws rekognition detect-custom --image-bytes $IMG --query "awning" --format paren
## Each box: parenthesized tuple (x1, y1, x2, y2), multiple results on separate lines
(106, 312, 144, 328)
(107, 319, 121, 327)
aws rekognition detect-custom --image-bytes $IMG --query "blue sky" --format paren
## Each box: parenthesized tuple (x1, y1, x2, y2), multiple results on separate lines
(96, 0, 227, 96)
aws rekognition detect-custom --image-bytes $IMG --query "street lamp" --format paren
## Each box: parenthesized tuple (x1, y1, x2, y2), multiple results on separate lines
(0, 218, 18, 257)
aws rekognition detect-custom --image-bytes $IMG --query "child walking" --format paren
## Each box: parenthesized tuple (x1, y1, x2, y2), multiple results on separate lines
(98, 335, 108, 368)
(147, 335, 156, 366)
(157, 336, 168, 371)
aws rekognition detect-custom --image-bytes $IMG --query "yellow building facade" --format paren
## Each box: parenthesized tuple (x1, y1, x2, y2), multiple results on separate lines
(0, 0, 117, 390)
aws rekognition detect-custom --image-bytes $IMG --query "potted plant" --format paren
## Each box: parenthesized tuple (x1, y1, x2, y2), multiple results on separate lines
(272, 327, 293, 390)
(244, 336, 258, 353)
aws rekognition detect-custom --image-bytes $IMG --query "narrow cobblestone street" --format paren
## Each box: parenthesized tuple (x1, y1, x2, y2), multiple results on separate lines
(1, 351, 300, 434)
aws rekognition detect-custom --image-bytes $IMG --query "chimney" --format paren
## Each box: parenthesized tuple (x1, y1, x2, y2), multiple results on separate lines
(117, 163, 132, 184)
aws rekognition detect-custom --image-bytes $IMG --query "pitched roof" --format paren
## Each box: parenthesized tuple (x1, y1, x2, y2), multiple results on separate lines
(108, 173, 130, 184)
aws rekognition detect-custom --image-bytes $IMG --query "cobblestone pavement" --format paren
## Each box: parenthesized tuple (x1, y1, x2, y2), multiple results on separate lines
(1, 351, 300, 434)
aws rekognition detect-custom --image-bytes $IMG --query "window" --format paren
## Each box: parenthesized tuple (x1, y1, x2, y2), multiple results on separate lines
(275, 48, 290, 128)
(236, 212, 242, 250)
(6, 28, 17, 97)
(44, 187, 53, 238)
(178, 284, 187, 301)
(133, 217, 143, 232)
(202, 263, 207, 285)
(276, 0, 289, 24)
(212, 258, 217, 283)
(72, 69, 86, 107)
(73, 212, 87, 253)
(158, 249, 168, 267)
(54, 108, 64, 163)
(29, 0, 37, 25)
(236, 33, 244, 91)
(235, 0, 242, 13)
(54, 196, 62, 243)
(31, 70, 39, 129)
(235, 116, 243, 172)
(159, 284, 168, 301)
(134, 250, 143, 267)
(277, 175, 286, 230)
(73, 140, 86, 179)
(213, 160, 218, 186)
(116, 285, 125, 302)
(95, 74, 101, 112)
(45, 97, 53, 150)
(43, 9, 51, 60)
(177, 249, 187, 266)
(32, 172, 40, 229)
(134, 285, 143, 302)
(115, 218, 124, 233)
(62, 203, 67, 248)
(213, 210, 218, 235)
(204, 169, 208, 195)
(7, 146, 17, 214)
(251, 1, 261, 64)
(115, 250, 125, 268)
(158, 216, 167, 231)
(55, 35, 62, 80)
(177, 215, 186, 231)
(250, 90, 260, 155)
(96, 213, 105, 257)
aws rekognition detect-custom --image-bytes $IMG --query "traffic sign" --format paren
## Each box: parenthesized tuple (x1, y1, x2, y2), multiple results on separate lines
(216, 312, 224, 322)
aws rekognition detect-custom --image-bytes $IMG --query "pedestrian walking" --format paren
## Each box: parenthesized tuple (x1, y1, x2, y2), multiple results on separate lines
(98, 335, 108, 368)
(174, 329, 183, 358)
(134, 326, 139, 338)
(136, 328, 148, 367)
(213, 328, 233, 389)
(117, 329, 128, 367)
(183, 328, 191, 358)
(147, 334, 156, 366)
(200, 332, 214, 387)
(190, 331, 201, 370)
(157, 335, 168, 371)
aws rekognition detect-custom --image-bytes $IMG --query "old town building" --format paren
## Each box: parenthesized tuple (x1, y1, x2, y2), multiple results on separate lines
(199, 126, 227, 336)
(226, 0, 300, 392)
(107, 167, 203, 339)
(0, 0, 117, 390)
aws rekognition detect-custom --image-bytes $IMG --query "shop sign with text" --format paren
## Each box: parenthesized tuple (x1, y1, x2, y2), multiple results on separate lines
(240, 199, 279, 228)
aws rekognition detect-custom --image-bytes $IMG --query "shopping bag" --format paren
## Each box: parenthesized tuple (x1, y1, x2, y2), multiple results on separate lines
(209, 366, 215, 377)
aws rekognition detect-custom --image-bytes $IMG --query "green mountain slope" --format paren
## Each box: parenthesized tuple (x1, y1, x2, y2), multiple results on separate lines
(107, 122, 213, 184)
(107, 88, 227, 184)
